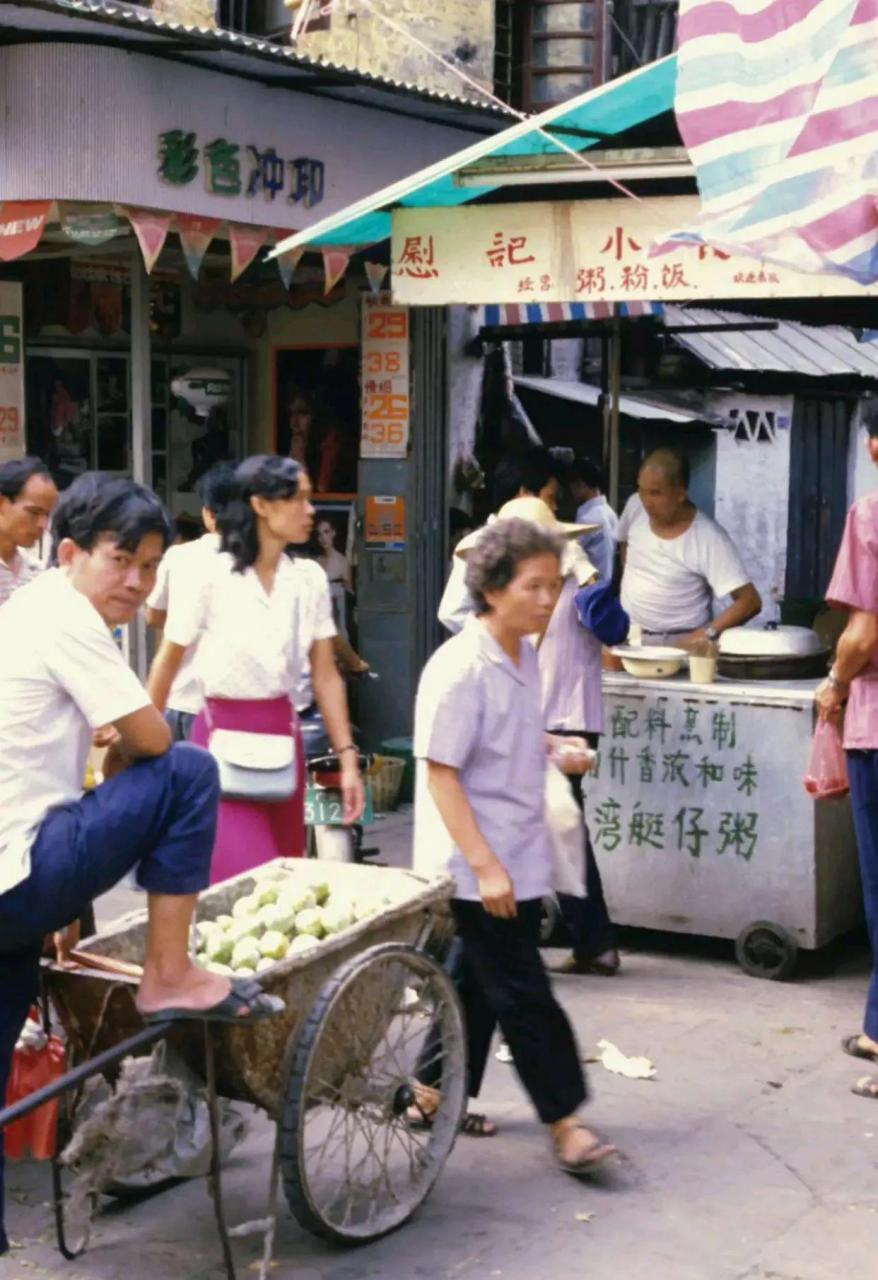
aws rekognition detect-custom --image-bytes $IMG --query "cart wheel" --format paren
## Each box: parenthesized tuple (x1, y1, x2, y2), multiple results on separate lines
(279, 941, 466, 1244)
(735, 921, 798, 981)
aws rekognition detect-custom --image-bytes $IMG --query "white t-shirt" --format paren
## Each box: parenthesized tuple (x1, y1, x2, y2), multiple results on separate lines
(618, 495, 750, 633)
(0, 570, 151, 895)
(164, 551, 336, 702)
(147, 533, 220, 715)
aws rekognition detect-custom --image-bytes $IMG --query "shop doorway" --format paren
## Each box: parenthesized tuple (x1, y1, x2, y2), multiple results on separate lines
(25, 349, 245, 519)
(26, 351, 130, 488)
(785, 396, 852, 604)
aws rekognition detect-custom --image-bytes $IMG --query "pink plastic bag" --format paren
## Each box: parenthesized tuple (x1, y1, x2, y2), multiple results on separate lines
(803, 720, 849, 798)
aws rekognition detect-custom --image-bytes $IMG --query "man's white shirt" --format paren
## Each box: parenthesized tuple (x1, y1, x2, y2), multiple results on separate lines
(0, 571, 150, 895)
(618, 494, 750, 634)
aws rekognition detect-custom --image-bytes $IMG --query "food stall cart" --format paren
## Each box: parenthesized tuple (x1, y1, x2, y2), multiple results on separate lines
(586, 669, 862, 979)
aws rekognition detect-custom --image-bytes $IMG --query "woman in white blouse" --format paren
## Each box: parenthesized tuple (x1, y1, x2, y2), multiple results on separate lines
(148, 455, 364, 883)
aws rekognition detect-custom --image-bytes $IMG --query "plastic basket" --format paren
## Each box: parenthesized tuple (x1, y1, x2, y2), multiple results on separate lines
(369, 756, 406, 813)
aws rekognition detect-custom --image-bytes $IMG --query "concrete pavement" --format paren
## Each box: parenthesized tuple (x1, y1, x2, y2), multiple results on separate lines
(4, 811, 876, 1280)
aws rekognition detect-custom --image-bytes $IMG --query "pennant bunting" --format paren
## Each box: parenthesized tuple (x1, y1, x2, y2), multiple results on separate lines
(275, 244, 305, 291)
(364, 261, 389, 294)
(125, 207, 173, 275)
(228, 223, 266, 283)
(176, 214, 221, 279)
(322, 247, 352, 295)
(0, 201, 52, 262)
(59, 203, 120, 247)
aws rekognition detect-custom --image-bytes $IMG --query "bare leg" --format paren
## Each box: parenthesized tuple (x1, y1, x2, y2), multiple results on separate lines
(135, 893, 231, 1015)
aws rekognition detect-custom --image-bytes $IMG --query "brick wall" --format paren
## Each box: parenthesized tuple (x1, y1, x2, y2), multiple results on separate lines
(290, 0, 496, 100)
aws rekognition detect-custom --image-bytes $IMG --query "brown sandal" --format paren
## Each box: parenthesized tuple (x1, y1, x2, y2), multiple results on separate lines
(407, 1106, 498, 1136)
(460, 1112, 497, 1137)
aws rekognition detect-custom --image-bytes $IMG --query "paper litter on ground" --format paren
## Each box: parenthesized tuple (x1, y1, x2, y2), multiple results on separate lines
(596, 1038, 656, 1080)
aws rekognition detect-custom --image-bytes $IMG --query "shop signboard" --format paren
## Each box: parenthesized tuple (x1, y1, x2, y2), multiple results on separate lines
(390, 196, 878, 306)
(0, 281, 25, 462)
(360, 294, 410, 460)
(158, 130, 326, 210)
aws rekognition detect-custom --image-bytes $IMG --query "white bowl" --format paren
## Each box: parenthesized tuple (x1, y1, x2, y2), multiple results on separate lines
(611, 645, 687, 679)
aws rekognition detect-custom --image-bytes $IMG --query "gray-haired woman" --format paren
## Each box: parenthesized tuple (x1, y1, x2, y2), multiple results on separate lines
(411, 518, 616, 1173)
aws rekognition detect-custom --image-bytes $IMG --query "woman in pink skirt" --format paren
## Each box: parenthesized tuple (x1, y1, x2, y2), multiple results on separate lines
(148, 455, 364, 883)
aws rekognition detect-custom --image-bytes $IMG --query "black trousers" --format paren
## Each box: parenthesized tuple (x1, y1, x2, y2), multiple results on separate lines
(557, 771, 616, 960)
(449, 898, 587, 1125)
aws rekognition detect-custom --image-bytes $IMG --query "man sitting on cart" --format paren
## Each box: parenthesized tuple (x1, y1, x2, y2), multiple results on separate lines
(0, 473, 283, 1255)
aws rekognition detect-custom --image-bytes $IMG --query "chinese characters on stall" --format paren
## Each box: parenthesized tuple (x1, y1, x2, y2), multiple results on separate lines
(360, 294, 410, 460)
(591, 699, 762, 862)
(158, 130, 325, 208)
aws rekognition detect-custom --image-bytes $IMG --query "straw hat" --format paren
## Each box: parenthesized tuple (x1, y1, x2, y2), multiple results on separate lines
(496, 496, 599, 539)
(454, 498, 599, 586)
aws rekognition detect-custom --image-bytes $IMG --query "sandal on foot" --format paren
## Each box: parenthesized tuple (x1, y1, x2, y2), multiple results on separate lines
(841, 1035, 878, 1064)
(851, 1075, 878, 1099)
(460, 1112, 497, 1137)
(556, 1124, 617, 1175)
(407, 1107, 497, 1137)
(142, 977, 285, 1026)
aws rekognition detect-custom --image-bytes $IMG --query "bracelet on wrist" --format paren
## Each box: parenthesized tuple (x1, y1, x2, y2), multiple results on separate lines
(337, 744, 358, 757)
(828, 668, 849, 694)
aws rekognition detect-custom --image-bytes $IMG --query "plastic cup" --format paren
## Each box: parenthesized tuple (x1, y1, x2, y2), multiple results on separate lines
(689, 654, 717, 684)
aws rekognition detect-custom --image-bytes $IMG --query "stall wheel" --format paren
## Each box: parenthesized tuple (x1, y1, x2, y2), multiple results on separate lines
(735, 921, 799, 981)
(279, 942, 466, 1245)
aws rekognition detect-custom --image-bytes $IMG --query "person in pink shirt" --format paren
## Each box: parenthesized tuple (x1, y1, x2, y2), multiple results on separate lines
(817, 404, 878, 1100)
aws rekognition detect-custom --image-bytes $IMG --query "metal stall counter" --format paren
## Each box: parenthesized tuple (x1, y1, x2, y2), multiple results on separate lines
(587, 670, 862, 978)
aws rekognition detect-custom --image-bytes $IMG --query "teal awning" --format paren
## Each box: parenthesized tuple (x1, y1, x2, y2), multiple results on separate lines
(269, 55, 678, 258)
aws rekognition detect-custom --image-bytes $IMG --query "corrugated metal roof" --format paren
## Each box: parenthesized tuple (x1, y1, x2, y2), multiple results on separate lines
(3, 0, 511, 126)
(666, 306, 878, 379)
(513, 375, 725, 425)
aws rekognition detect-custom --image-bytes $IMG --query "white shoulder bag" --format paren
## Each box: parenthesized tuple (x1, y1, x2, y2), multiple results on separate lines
(205, 704, 297, 804)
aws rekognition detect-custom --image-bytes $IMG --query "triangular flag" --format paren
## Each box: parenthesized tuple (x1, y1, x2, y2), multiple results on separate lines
(322, 247, 351, 295)
(364, 261, 388, 294)
(275, 243, 305, 291)
(176, 214, 221, 280)
(228, 223, 266, 283)
(125, 207, 173, 275)
(0, 201, 52, 262)
(59, 203, 120, 247)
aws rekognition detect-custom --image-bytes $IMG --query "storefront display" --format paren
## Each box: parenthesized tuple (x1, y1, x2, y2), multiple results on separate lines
(274, 345, 360, 496)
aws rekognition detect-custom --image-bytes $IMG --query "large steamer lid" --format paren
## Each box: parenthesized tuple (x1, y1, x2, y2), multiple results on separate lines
(719, 623, 825, 658)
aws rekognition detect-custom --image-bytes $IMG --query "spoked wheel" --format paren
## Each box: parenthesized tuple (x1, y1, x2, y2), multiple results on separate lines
(279, 942, 466, 1244)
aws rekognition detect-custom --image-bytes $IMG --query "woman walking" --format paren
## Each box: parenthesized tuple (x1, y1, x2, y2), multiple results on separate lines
(817, 413, 878, 1099)
(148, 455, 363, 883)
(412, 517, 615, 1172)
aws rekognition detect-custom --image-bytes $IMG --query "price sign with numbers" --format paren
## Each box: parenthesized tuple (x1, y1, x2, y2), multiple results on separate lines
(361, 293, 410, 459)
(0, 281, 25, 463)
